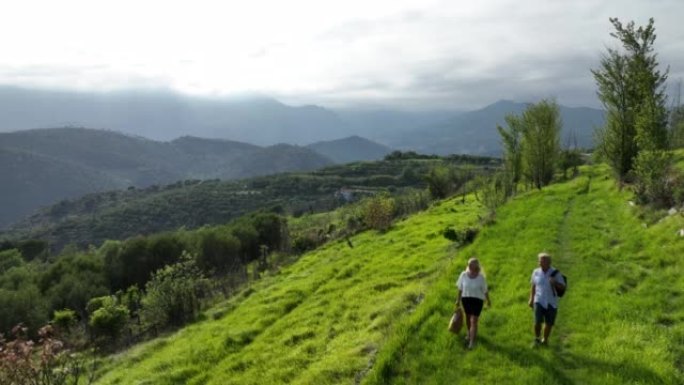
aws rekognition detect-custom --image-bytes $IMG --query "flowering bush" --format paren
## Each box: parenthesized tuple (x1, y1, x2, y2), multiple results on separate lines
(0, 324, 93, 385)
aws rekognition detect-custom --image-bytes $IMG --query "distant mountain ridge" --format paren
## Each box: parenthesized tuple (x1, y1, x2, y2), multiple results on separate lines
(0, 87, 605, 157)
(0, 86, 350, 145)
(387, 100, 605, 155)
(0, 127, 334, 228)
(306, 136, 393, 163)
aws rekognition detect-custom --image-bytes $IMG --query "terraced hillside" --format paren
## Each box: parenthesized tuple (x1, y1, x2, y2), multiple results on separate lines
(95, 164, 683, 384)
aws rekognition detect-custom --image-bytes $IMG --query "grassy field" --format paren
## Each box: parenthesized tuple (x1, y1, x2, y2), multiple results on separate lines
(95, 163, 683, 384)
(95, 192, 483, 384)
(365, 164, 683, 385)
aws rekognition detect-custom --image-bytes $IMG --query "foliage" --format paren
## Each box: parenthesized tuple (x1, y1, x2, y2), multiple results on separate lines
(498, 100, 562, 190)
(632, 149, 675, 207)
(197, 230, 242, 274)
(141, 255, 212, 328)
(559, 147, 583, 179)
(0, 248, 24, 274)
(361, 194, 396, 231)
(593, 17, 670, 186)
(497, 114, 524, 190)
(52, 309, 78, 332)
(473, 172, 514, 218)
(670, 104, 684, 148)
(0, 267, 49, 335)
(0, 324, 94, 385)
(520, 99, 562, 189)
(88, 297, 129, 342)
(39, 252, 109, 317)
(4, 157, 494, 253)
(425, 165, 463, 199)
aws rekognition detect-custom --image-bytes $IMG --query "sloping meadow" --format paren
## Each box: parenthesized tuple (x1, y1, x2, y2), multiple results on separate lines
(95, 195, 483, 384)
(365, 164, 683, 385)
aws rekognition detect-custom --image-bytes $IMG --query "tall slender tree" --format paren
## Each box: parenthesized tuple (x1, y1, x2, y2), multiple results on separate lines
(520, 99, 562, 189)
(497, 114, 524, 192)
(592, 17, 669, 184)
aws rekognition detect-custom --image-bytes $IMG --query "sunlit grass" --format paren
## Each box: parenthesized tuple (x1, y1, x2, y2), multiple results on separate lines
(365, 164, 683, 385)
(95, 195, 483, 384)
(95, 162, 683, 384)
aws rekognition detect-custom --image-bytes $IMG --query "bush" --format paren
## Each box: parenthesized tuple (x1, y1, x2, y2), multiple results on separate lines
(52, 309, 77, 331)
(141, 254, 211, 328)
(442, 227, 479, 246)
(88, 297, 129, 341)
(362, 195, 396, 231)
(0, 324, 94, 385)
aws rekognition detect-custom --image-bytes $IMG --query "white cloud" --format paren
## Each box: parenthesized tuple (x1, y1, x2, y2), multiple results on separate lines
(0, 0, 682, 109)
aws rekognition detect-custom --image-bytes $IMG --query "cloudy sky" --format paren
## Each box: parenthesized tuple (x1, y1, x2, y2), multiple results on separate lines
(1, 0, 682, 110)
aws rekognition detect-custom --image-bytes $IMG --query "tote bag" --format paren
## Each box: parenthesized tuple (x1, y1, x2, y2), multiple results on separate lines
(448, 308, 464, 334)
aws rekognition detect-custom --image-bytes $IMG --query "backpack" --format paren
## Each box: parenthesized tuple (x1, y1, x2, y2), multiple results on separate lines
(550, 269, 567, 297)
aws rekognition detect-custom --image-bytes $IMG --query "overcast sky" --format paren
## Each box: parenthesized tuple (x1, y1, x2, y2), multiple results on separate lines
(1, 0, 682, 110)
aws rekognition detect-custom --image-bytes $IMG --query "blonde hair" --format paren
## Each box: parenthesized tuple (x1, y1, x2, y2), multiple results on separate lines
(466, 257, 481, 275)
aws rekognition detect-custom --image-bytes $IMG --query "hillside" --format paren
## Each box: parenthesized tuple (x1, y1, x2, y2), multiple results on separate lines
(94, 165, 683, 384)
(306, 136, 394, 163)
(0, 128, 333, 228)
(3, 156, 499, 252)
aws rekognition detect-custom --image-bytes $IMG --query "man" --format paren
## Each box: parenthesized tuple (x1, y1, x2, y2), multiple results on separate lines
(528, 252, 566, 346)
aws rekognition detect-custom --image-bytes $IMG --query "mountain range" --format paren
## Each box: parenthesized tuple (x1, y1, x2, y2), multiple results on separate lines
(0, 87, 605, 228)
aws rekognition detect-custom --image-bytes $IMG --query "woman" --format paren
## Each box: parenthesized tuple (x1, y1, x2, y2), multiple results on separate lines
(456, 257, 491, 349)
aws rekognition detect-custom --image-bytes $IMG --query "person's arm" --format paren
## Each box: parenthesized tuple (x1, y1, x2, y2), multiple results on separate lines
(485, 291, 491, 308)
(456, 289, 462, 309)
(528, 284, 535, 308)
(550, 271, 565, 292)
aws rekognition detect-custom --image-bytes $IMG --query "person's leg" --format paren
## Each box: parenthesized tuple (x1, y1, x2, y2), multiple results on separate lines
(541, 306, 557, 344)
(469, 315, 479, 348)
(533, 304, 543, 343)
(542, 324, 553, 343)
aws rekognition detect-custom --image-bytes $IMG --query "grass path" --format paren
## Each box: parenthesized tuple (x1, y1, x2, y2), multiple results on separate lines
(365, 166, 683, 385)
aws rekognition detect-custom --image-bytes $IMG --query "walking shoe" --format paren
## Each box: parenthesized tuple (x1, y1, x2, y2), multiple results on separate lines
(531, 338, 542, 348)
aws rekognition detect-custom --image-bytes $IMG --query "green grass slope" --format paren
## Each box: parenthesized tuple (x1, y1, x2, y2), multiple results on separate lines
(365, 165, 683, 385)
(95, 164, 683, 384)
(95, 194, 483, 384)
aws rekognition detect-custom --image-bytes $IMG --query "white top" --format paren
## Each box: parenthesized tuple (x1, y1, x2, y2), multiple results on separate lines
(456, 271, 488, 300)
(530, 267, 566, 309)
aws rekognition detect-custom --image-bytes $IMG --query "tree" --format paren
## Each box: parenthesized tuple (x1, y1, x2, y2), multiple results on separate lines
(425, 165, 462, 199)
(362, 194, 396, 232)
(592, 18, 669, 185)
(497, 114, 524, 191)
(141, 254, 211, 328)
(520, 99, 562, 189)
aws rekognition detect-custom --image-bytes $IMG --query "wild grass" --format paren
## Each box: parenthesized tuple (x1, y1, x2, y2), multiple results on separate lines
(95, 162, 683, 384)
(365, 164, 683, 385)
(95, 195, 483, 384)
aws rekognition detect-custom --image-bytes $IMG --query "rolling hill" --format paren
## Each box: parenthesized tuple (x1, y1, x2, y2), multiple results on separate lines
(3, 156, 501, 252)
(0, 127, 334, 228)
(93, 164, 683, 384)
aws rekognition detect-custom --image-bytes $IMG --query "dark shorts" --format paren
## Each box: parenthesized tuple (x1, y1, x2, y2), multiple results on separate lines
(461, 297, 484, 317)
(534, 303, 557, 325)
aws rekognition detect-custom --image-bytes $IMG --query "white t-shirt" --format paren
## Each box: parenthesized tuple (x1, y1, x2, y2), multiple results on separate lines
(530, 267, 566, 309)
(456, 271, 488, 300)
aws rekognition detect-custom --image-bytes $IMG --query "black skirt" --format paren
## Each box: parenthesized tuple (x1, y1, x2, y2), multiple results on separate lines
(461, 297, 484, 316)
